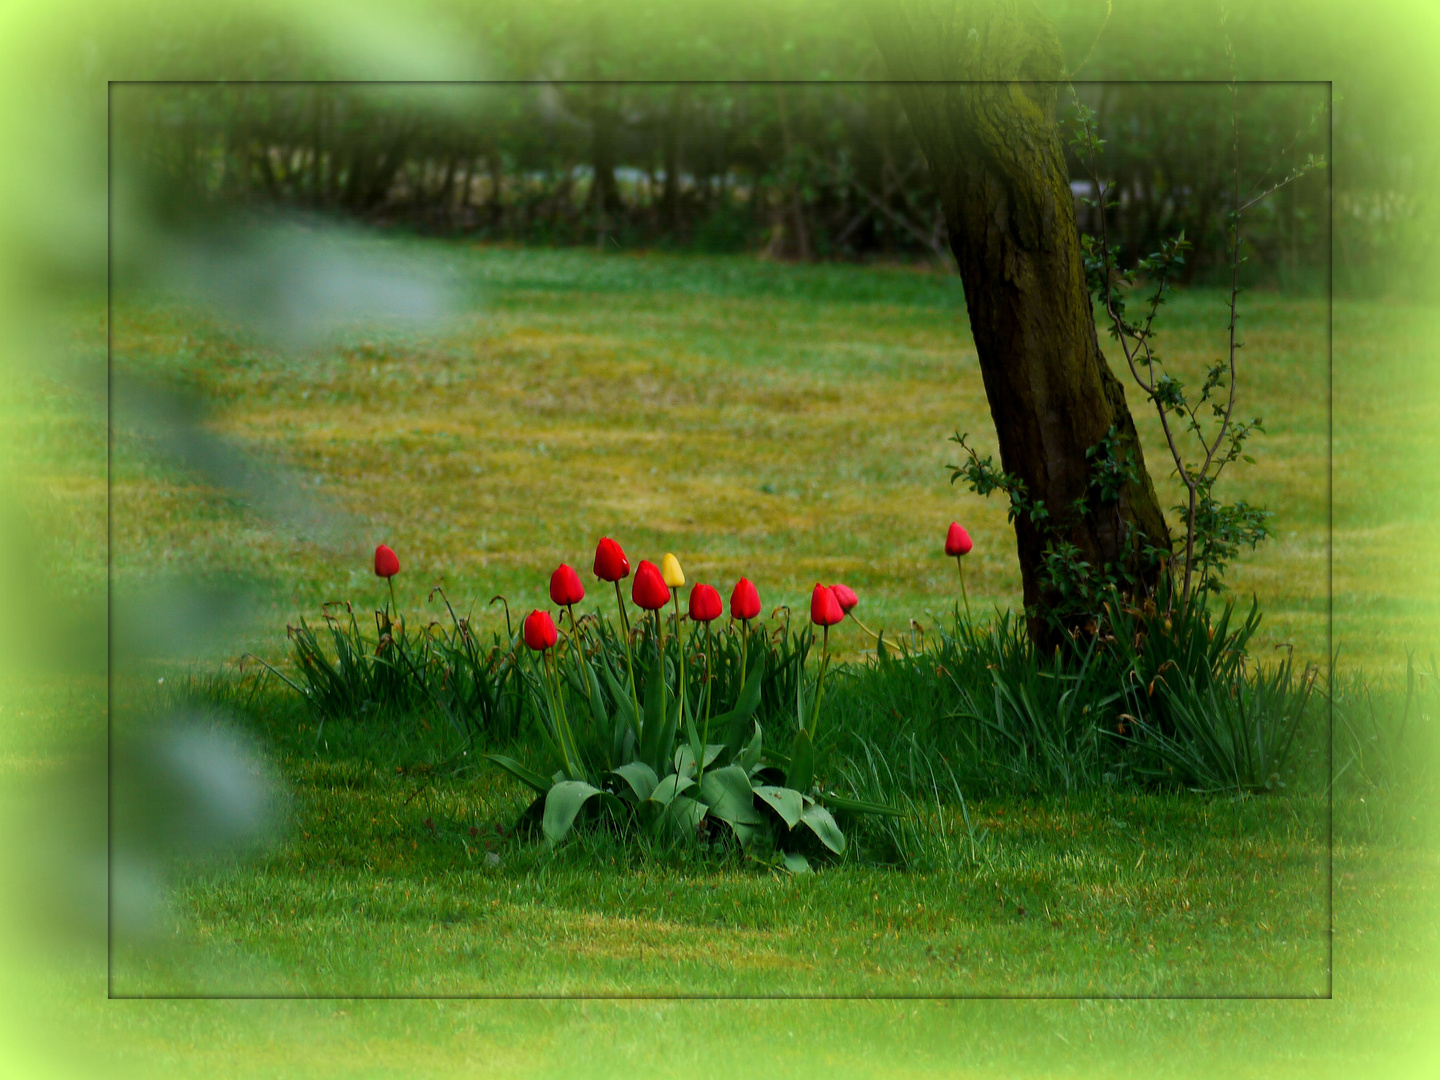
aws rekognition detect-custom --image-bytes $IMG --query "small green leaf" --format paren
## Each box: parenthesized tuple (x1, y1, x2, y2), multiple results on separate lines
(754, 784, 803, 828)
(648, 772, 695, 808)
(611, 761, 659, 803)
(673, 742, 725, 778)
(738, 721, 764, 774)
(800, 803, 846, 854)
(699, 764, 763, 827)
(781, 851, 812, 875)
(656, 794, 707, 839)
(542, 780, 605, 846)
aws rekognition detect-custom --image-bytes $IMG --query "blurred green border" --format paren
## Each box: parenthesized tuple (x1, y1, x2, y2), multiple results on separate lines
(1, 0, 1436, 1077)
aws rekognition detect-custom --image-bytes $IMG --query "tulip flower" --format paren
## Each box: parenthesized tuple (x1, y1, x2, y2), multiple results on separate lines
(549, 563, 585, 607)
(661, 552, 685, 589)
(944, 521, 974, 622)
(944, 522, 973, 557)
(522, 609, 558, 651)
(730, 576, 761, 697)
(810, 583, 844, 627)
(688, 583, 723, 623)
(730, 577, 761, 622)
(827, 582, 882, 645)
(632, 560, 670, 611)
(593, 537, 630, 582)
(374, 543, 400, 616)
(374, 543, 400, 578)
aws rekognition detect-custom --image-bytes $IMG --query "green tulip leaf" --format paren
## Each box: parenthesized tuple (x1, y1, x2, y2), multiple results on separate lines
(753, 784, 804, 828)
(648, 772, 696, 808)
(719, 661, 767, 753)
(699, 764, 763, 827)
(818, 791, 906, 818)
(600, 659, 637, 730)
(799, 802, 846, 854)
(657, 794, 708, 840)
(781, 851, 813, 875)
(673, 742, 725, 778)
(542, 780, 606, 846)
(788, 728, 814, 794)
(738, 721, 764, 775)
(611, 761, 660, 803)
(640, 648, 667, 773)
(657, 688, 681, 776)
(481, 753, 551, 795)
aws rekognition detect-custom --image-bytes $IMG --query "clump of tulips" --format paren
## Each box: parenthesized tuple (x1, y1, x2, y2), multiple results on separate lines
(279, 529, 1003, 868)
(481, 537, 899, 869)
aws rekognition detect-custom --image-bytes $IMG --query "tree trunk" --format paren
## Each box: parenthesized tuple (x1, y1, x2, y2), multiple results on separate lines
(589, 85, 622, 250)
(866, 0, 1171, 645)
(662, 85, 685, 233)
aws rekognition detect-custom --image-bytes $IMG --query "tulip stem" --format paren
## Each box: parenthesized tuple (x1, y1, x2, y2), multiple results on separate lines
(737, 618, 749, 700)
(387, 577, 397, 622)
(614, 581, 640, 741)
(544, 649, 580, 780)
(695, 620, 715, 791)
(847, 615, 884, 643)
(956, 556, 972, 624)
(810, 624, 831, 742)
(672, 589, 686, 743)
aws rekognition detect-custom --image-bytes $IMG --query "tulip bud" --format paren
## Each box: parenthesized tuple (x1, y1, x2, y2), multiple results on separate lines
(830, 583, 858, 613)
(945, 522, 973, 557)
(374, 543, 400, 578)
(522, 609, 558, 651)
(632, 560, 671, 610)
(593, 537, 630, 582)
(810, 583, 844, 627)
(688, 583, 723, 623)
(661, 552, 685, 588)
(730, 577, 761, 622)
(549, 563, 585, 607)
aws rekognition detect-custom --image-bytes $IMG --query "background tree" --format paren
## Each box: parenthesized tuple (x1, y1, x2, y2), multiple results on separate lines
(864, 0, 1171, 642)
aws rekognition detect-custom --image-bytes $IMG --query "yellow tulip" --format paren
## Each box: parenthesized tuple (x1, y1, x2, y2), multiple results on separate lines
(661, 552, 685, 588)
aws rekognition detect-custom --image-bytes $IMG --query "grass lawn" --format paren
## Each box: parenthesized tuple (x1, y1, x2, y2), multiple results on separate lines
(3, 242, 1439, 1076)
(100, 242, 1435, 671)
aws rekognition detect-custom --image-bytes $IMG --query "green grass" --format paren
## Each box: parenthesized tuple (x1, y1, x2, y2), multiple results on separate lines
(96, 241, 1439, 673)
(4, 242, 1440, 1077)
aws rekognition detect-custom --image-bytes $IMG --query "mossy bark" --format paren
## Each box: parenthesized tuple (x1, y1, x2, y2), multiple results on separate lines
(867, 0, 1171, 644)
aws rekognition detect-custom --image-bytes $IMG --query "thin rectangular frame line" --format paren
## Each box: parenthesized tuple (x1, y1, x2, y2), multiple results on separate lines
(106, 76, 1330, 1008)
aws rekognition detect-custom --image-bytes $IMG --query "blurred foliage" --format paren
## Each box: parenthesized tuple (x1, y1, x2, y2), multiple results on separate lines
(115, 78, 1328, 288)
(77, 0, 1427, 295)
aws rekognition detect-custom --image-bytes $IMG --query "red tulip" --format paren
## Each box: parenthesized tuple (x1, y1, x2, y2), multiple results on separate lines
(374, 543, 400, 578)
(688, 583, 723, 623)
(945, 522, 973, 557)
(593, 537, 630, 582)
(632, 559, 670, 611)
(549, 563, 585, 607)
(830, 583, 858, 613)
(810, 583, 844, 627)
(730, 577, 761, 621)
(522, 609, 558, 651)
